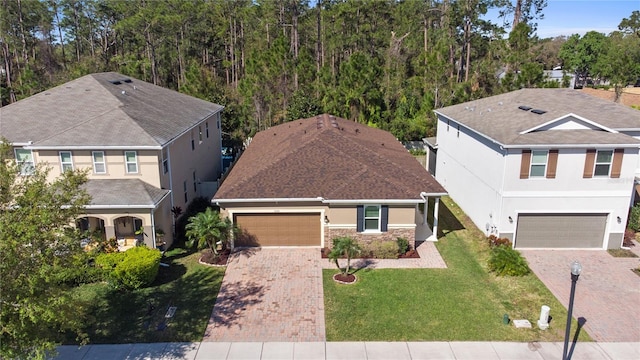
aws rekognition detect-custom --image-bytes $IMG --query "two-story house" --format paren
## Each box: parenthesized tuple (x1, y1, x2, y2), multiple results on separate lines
(0, 72, 224, 249)
(434, 89, 640, 249)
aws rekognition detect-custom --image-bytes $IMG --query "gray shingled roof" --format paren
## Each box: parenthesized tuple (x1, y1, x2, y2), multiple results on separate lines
(214, 114, 446, 201)
(0, 72, 223, 147)
(83, 179, 170, 208)
(435, 89, 640, 147)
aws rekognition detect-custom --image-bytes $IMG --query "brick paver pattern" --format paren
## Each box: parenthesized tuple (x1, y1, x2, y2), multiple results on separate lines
(522, 249, 640, 342)
(203, 248, 326, 342)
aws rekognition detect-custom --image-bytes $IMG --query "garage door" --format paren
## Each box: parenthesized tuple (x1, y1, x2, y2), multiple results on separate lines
(233, 213, 321, 247)
(515, 213, 606, 248)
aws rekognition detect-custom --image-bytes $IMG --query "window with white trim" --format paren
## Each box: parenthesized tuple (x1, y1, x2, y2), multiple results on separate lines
(162, 147, 169, 174)
(59, 151, 73, 172)
(594, 150, 613, 176)
(92, 151, 106, 174)
(529, 150, 548, 177)
(15, 149, 35, 175)
(364, 205, 381, 232)
(124, 151, 138, 174)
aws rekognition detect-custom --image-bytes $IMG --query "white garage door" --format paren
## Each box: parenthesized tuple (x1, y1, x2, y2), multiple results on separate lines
(515, 213, 607, 249)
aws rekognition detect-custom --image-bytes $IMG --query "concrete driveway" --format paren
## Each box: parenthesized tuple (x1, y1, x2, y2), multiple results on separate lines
(521, 249, 640, 342)
(202, 248, 325, 342)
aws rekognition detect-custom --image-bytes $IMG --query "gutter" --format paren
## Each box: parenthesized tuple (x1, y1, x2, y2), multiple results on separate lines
(216, 194, 448, 206)
(24, 145, 163, 150)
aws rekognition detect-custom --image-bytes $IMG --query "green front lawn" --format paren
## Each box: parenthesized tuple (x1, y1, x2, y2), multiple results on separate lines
(64, 248, 224, 344)
(324, 196, 591, 342)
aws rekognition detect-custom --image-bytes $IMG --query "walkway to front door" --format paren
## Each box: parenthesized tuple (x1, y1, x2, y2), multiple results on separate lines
(202, 248, 325, 342)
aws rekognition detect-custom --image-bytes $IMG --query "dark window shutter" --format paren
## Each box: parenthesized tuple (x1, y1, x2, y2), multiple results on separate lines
(520, 150, 531, 179)
(546, 150, 558, 178)
(611, 148, 624, 178)
(583, 149, 596, 178)
(381, 205, 389, 232)
(356, 205, 364, 232)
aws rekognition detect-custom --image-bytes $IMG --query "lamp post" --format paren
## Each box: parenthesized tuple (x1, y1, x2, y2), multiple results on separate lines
(562, 261, 582, 360)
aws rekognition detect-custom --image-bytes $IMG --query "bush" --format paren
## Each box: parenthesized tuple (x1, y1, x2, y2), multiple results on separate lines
(96, 247, 161, 289)
(396, 237, 409, 254)
(53, 253, 103, 286)
(487, 235, 512, 248)
(628, 204, 640, 232)
(624, 229, 636, 247)
(365, 241, 399, 259)
(487, 246, 530, 276)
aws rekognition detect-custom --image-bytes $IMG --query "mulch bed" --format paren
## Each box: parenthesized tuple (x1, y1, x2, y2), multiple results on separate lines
(332, 273, 357, 284)
(199, 248, 231, 266)
(321, 247, 420, 259)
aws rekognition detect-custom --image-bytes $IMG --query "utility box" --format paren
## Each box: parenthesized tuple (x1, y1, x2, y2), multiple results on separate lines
(537, 305, 550, 330)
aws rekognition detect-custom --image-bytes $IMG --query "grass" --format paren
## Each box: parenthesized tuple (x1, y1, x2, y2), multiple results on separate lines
(63, 248, 225, 344)
(607, 248, 638, 258)
(324, 196, 592, 342)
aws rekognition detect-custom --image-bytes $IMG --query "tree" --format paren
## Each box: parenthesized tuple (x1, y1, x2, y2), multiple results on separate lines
(328, 236, 362, 276)
(185, 207, 233, 256)
(0, 141, 91, 359)
(559, 31, 607, 82)
(598, 31, 640, 102)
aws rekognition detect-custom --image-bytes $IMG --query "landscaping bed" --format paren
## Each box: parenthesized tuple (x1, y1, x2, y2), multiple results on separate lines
(320, 247, 419, 259)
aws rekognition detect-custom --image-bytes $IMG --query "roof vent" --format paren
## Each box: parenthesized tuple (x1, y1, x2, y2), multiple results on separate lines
(518, 105, 532, 111)
(531, 109, 546, 115)
(110, 80, 122, 85)
(122, 79, 132, 83)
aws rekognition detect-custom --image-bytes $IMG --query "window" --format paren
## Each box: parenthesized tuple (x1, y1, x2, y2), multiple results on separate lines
(456, 124, 460, 138)
(15, 149, 35, 175)
(191, 131, 195, 150)
(594, 150, 613, 176)
(206, 121, 210, 138)
(92, 151, 106, 174)
(356, 205, 389, 232)
(162, 147, 169, 174)
(183, 180, 188, 203)
(447, 119, 450, 131)
(529, 150, 548, 177)
(193, 171, 197, 192)
(124, 151, 138, 174)
(59, 151, 73, 172)
(198, 125, 203, 143)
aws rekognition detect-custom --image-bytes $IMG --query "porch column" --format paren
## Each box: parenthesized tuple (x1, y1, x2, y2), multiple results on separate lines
(432, 197, 440, 240)
(105, 224, 116, 240)
(423, 197, 429, 225)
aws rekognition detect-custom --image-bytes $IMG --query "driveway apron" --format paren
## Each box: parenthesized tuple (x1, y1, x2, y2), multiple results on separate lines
(521, 250, 640, 342)
(202, 248, 325, 342)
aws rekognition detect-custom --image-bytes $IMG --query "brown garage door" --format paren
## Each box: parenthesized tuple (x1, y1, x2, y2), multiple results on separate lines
(234, 213, 321, 247)
(515, 213, 606, 249)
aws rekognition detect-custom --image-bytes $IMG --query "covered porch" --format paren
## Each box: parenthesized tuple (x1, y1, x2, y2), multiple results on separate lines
(415, 194, 443, 242)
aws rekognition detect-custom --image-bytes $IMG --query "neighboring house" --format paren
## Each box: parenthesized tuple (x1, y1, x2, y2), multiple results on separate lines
(0, 72, 224, 249)
(434, 88, 640, 249)
(213, 114, 447, 248)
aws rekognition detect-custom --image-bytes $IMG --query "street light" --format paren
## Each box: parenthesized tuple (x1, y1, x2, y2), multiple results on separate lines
(562, 261, 582, 360)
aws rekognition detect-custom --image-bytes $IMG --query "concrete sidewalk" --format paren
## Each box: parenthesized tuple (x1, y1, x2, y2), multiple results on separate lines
(51, 341, 640, 359)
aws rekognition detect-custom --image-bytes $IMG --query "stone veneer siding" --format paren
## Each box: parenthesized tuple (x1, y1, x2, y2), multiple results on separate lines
(324, 227, 416, 249)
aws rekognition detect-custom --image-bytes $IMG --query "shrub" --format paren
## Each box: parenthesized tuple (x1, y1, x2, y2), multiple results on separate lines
(487, 235, 512, 248)
(328, 236, 362, 275)
(628, 204, 640, 232)
(487, 246, 530, 276)
(624, 229, 636, 248)
(53, 253, 103, 286)
(96, 247, 161, 289)
(396, 237, 409, 254)
(365, 241, 399, 259)
(113, 247, 162, 289)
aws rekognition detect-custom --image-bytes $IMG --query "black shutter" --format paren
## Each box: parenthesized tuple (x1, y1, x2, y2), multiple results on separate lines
(356, 205, 364, 232)
(381, 205, 389, 232)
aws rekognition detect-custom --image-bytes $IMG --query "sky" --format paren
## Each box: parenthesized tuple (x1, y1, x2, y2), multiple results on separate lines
(484, 0, 640, 38)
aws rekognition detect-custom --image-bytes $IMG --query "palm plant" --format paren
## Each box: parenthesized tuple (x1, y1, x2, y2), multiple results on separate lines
(185, 208, 233, 256)
(328, 236, 362, 276)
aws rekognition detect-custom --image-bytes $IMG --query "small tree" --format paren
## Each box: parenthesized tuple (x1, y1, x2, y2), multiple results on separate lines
(328, 236, 362, 276)
(185, 208, 233, 256)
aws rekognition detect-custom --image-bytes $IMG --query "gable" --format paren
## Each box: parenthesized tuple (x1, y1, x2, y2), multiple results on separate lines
(521, 113, 616, 134)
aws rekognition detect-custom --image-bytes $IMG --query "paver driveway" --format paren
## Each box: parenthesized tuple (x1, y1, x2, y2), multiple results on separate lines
(521, 249, 640, 342)
(202, 248, 325, 342)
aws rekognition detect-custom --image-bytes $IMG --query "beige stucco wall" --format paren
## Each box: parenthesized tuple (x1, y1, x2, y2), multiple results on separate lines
(38, 149, 162, 188)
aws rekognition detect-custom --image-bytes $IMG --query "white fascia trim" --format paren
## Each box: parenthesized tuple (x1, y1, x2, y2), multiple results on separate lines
(519, 113, 617, 135)
(84, 204, 156, 209)
(325, 199, 423, 204)
(26, 145, 162, 150)
(434, 111, 506, 148)
(502, 191, 632, 198)
(503, 143, 640, 149)
(216, 197, 324, 204)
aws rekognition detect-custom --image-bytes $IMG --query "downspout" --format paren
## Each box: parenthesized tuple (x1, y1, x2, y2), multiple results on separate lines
(167, 145, 175, 236)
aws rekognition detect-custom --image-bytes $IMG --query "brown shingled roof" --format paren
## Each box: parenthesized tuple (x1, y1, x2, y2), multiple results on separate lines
(214, 114, 446, 201)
